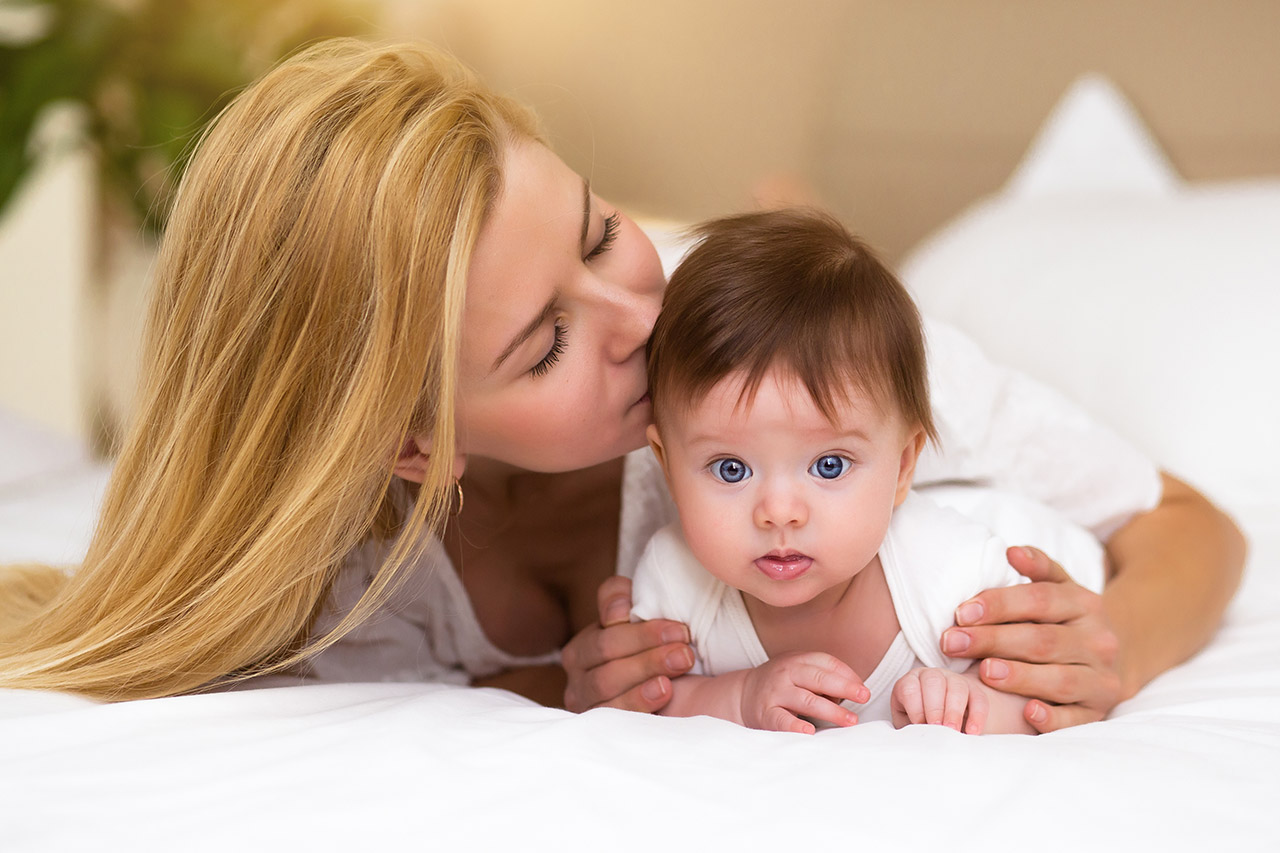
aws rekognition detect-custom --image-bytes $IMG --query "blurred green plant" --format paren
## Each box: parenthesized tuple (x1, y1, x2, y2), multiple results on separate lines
(0, 0, 370, 237)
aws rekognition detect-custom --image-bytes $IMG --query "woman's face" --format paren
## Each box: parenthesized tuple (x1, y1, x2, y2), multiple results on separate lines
(455, 140, 666, 472)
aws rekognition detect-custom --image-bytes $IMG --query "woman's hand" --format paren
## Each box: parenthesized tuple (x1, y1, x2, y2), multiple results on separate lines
(939, 546, 1122, 733)
(561, 576, 695, 713)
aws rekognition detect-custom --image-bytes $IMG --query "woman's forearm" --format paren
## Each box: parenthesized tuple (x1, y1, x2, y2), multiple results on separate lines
(1103, 472, 1247, 699)
(473, 664, 568, 707)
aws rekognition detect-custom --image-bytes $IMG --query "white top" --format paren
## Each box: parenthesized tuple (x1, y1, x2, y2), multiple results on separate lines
(629, 490, 1107, 722)
(249, 317, 1158, 687)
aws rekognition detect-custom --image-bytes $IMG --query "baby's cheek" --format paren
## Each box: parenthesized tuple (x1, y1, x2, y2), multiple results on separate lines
(684, 502, 747, 575)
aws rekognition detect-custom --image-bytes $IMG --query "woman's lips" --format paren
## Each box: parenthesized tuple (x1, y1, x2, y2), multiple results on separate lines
(754, 553, 812, 580)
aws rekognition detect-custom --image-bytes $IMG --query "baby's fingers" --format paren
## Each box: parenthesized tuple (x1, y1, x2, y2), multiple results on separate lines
(942, 677, 970, 732)
(791, 654, 870, 705)
(919, 669, 952, 726)
(763, 705, 817, 735)
(963, 684, 990, 735)
(778, 687, 858, 731)
(891, 672, 924, 726)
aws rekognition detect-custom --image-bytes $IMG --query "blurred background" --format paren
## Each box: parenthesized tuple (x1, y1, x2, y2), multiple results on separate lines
(2, 0, 1279, 448)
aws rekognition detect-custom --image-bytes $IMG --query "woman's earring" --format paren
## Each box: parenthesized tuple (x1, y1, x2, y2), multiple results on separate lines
(451, 478, 465, 516)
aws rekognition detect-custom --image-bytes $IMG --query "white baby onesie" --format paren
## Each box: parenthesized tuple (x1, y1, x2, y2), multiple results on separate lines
(630, 490, 1106, 723)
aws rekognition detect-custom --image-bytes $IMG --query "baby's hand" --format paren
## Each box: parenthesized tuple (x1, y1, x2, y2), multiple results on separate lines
(891, 667, 989, 734)
(740, 652, 869, 734)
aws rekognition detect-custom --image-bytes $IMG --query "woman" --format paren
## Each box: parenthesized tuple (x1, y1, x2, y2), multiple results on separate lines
(0, 41, 1244, 732)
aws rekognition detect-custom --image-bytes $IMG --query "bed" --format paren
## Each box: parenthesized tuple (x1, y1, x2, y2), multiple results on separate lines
(3, 70, 1279, 852)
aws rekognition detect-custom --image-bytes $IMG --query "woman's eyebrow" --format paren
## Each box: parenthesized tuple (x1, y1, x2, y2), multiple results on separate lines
(491, 296, 558, 375)
(580, 178, 591, 253)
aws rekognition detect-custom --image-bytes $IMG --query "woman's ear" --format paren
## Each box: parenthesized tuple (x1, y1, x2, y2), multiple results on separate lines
(392, 435, 466, 484)
(894, 426, 927, 507)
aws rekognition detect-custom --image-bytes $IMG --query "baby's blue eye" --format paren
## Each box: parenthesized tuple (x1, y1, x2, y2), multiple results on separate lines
(711, 458, 751, 484)
(810, 455, 850, 480)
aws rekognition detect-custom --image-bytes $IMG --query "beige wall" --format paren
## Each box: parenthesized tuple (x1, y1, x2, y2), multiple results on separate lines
(5, 1, 1280, 440)
(388, 0, 1280, 259)
(0, 150, 92, 439)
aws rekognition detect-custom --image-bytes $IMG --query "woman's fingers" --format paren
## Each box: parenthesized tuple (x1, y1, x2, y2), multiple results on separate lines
(948, 621, 1094, 665)
(1005, 545, 1072, 583)
(596, 575, 635, 627)
(1024, 699, 1106, 733)
(980, 658, 1121, 709)
(569, 617, 691, 672)
(561, 619, 693, 712)
(953, 577, 1092, 630)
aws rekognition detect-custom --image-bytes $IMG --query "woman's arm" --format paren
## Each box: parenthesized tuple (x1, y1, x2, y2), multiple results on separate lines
(940, 472, 1246, 732)
(473, 665, 568, 707)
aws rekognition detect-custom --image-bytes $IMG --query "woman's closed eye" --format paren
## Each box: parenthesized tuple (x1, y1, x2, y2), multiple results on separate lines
(586, 211, 620, 261)
(529, 321, 567, 378)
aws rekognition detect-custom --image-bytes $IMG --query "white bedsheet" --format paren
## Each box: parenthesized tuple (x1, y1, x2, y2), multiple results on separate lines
(0, 421, 1278, 852)
(4, 76, 1280, 848)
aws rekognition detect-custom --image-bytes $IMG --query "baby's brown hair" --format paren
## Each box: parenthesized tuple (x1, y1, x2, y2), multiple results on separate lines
(647, 208, 937, 442)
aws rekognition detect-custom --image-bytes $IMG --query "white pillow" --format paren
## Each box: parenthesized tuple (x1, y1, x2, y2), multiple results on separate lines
(0, 406, 91, 493)
(900, 75, 1280, 525)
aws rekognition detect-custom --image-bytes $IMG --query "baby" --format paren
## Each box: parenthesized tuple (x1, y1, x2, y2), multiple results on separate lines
(631, 208, 1102, 735)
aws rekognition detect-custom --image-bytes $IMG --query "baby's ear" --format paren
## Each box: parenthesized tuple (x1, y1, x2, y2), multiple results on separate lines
(646, 423, 670, 475)
(392, 435, 466, 484)
(894, 426, 927, 507)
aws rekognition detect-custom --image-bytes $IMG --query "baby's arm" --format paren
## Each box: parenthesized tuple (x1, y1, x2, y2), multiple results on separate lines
(891, 665, 1036, 735)
(662, 651, 869, 735)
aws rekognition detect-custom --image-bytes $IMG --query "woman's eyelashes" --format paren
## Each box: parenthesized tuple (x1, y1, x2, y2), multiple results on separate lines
(529, 321, 567, 378)
(586, 211, 620, 260)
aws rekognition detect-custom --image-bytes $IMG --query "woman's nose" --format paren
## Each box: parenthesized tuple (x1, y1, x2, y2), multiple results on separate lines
(605, 284, 661, 364)
(753, 483, 808, 530)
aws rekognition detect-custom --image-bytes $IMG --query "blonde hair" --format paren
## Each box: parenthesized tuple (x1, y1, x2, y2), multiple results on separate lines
(0, 40, 540, 700)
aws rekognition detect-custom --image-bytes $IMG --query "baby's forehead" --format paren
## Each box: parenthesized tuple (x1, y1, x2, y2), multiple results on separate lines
(669, 363, 896, 428)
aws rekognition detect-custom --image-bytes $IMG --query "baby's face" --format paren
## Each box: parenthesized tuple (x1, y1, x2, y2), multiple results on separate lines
(649, 366, 922, 611)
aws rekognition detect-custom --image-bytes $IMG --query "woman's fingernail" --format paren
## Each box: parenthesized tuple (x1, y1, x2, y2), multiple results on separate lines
(1028, 702, 1047, 724)
(662, 625, 690, 645)
(641, 677, 669, 702)
(665, 648, 693, 671)
(941, 629, 970, 654)
(984, 659, 1010, 680)
(955, 601, 983, 625)
(1020, 546, 1037, 561)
